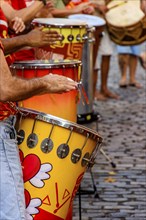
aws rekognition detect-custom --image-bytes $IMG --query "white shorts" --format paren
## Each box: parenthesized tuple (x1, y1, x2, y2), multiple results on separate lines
(94, 28, 114, 70)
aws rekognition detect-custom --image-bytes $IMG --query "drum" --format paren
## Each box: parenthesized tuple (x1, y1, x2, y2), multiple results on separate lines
(32, 18, 88, 60)
(105, 0, 146, 45)
(10, 59, 82, 122)
(68, 15, 106, 120)
(16, 108, 103, 220)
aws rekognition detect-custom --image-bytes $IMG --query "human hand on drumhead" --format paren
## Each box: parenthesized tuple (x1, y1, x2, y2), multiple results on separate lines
(83, 5, 95, 14)
(9, 17, 25, 34)
(73, 2, 93, 13)
(26, 27, 62, 47)
(42, 74, 78, 94)
(90, 1, 108, 14)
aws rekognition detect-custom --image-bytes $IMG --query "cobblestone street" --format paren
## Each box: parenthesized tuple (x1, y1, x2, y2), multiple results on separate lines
(73, 44, 146, 220)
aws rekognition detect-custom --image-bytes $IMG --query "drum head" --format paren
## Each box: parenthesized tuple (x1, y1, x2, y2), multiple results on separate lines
(68, 14, 106, 27)
(106, 0, 145, 27)
(32, 18, 87, 27)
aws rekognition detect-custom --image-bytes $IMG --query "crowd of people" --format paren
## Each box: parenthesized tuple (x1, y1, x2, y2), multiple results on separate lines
(0, 0, 146, 219)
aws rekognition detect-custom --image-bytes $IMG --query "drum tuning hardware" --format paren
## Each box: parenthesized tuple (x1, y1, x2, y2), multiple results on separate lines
(17, 130, 25, 145)
(68, 34, 74, 42)
(81, 152, 90, 167)
(57, 143, 69, 159)
(41, 123, 55, 153)
(71, 149, 82, 164)
(27, 133, 38, 148)
(76, 34, 81, 41)
(41, 138, 53, 154)
(82, 34, 88, 41)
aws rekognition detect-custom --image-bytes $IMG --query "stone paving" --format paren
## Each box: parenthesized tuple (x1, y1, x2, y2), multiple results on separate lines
(72, 44, 146, 220)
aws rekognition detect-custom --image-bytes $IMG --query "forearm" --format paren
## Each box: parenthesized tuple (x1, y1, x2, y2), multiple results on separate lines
(1, 35, 31, 55)
(1, 1, 44, 24)
(52, 7, 82, 17)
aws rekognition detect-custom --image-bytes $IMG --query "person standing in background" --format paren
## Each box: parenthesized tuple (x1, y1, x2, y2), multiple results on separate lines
(117, 45, 142, 88)
(92, 0, 119, 101)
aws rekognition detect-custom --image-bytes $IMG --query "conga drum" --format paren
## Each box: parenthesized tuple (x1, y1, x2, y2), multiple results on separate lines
(68, 14, 106, 122)
(105, 0, 146, 45)
(32, 18, 88, 60)
(10, 59, 82, 122)
(16, 107, 103, 220)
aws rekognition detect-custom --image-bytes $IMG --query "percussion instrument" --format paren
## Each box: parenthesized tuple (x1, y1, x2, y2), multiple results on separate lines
(10, 59, 82, 122)
(68, 14, 106, 122)
(32, 18, 88, 60)
(105, 0, 146, 45)
(16, 107, 103, 220)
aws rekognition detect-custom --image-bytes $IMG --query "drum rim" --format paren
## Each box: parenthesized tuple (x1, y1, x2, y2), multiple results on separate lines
(32, 18, 87, 28)
(10, 60, 82, 69)
(17, 107, 103, 143)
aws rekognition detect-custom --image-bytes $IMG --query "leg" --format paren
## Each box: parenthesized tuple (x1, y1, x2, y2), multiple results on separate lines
(129, 55, 142, 88)
(100, 55, 119, 99)
(0, 117, 25, 220)
(118, 54, 129, 87)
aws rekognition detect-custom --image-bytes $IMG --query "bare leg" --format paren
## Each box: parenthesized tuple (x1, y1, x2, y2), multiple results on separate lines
(129, 55, 142, 88)
(100, 55, 119, 99)
(118, 54, 129, 87)
(94, 68, 107, 101)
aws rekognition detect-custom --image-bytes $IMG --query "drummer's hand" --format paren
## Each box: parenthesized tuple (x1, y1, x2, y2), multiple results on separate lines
(83, 6, 95, 14)
(42, 74, 78, 94)
(9, 17, 25, 34)
(26, 27, 62, 47)
(96, 5, 108, 15)
(73, 2, 93, 14)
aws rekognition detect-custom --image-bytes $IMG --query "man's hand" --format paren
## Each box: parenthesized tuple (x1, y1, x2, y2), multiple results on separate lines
(9, 17, 25, 34)
(26, 26, 62, 47)
(42, 74, 78, 94)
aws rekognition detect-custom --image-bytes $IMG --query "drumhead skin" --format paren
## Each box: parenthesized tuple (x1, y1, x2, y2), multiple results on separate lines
(68, 14, 106, 27)
(32, 18, 87, 27)
(106, 0, 145, 27)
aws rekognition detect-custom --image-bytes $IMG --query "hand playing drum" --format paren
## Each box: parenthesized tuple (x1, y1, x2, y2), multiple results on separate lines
(42, 73, 78, 94)
(26, 26, 62, 47)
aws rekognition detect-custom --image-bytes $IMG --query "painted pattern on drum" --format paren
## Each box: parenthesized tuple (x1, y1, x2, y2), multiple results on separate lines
(16, 108, 102, 220)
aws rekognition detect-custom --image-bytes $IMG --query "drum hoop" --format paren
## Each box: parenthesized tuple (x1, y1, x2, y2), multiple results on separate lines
(17, 107, 103, 143)
(32, 22, 87, 29)
(10, 60, 82, 69)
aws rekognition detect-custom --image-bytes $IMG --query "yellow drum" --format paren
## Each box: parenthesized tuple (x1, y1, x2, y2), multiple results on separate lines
(32, 18, 87, 60)
(10, 59, 82, 122)
(16, 108, 102, 220)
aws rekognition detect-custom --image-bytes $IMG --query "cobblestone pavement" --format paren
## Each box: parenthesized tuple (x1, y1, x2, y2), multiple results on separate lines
(72, 45, 146, 220)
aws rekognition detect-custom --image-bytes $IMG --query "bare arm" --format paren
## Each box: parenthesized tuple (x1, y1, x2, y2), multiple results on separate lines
(52, 2, 93, 17)
(0, 48, 77, 102)
(1, 27, 62, 55)
(1, 1, 45, 23)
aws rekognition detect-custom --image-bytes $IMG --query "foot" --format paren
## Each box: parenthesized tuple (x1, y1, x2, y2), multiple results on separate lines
(94, 91, 107, 101)
(129, 81, 142, 88)
(119, 80, 128, 88)
(102, 89, 120, 99)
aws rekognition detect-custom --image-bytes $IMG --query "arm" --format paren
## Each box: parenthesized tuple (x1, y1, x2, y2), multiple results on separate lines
(52, 2, 93, 17)
(1, 27, 62, 55)
(0, 48, 77, 102)
(1, 1, 45, 23)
